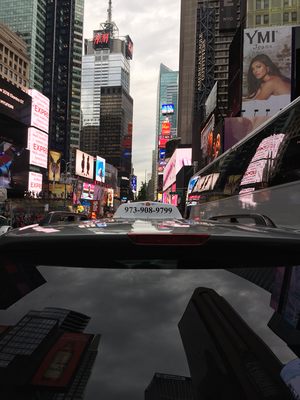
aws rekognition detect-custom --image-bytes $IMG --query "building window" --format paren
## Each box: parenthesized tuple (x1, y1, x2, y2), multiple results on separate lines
(292, 11, 297, 22)
(283, 12, 289, 22)
(256, 0, 262, 9)
(256, 15, 262, 25)
(263, 14, 269, 24)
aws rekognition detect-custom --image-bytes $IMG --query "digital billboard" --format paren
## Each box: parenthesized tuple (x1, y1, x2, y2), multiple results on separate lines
(75, 149, 94, 180)
(0, 77, 31, 125)
(81, 182, 95, 200)
(161, 104, 174, 115)
(242, 26, 292, 117)
(93, 30, 110, 50)
(163, 148, 192, 191)
(27, 127, 48, 168)
(0, 142, 29, 191)
(48, 150, 62, 182)
(28, 89, 50, 133)
(95, 156, 105, 183)
(130, 175, 137, 192)
(219, 0, 238, 31)
(125, 35, 133, 60)
(28, 171, 43, 196)
(161, 120, 171, 136)
(159, 137, 168, 149)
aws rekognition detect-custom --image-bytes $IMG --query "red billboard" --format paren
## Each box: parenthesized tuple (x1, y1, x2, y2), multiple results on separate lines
(161, 121, 171, 136)
(159, 137, 168, 149)
(31, 332, 92, 388)
(93, 30, 110, 50)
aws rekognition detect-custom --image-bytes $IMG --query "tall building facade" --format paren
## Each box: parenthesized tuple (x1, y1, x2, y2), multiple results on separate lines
(177, 0, 244, 166)
(0, 0, 46, 92)
(153, 64, 178, 200)
(247, 0, 300, 27)
(0, 23, 30, 92)
(145, 373, 194, 400)
(80, 8, 133, 185)
(43, 0, 84, 166)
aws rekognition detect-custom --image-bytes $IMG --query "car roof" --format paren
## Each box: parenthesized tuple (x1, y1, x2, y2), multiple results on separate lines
(1, 214, 300, 269)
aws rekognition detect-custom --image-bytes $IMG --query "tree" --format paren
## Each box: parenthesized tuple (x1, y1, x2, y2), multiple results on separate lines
(137, 181, 147, 201)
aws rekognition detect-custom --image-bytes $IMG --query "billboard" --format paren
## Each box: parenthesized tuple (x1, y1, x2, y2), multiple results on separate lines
(28, 171, 43, 196)
(28, 89, 50, 133)
(48, 150, 62, 182)
(242, 26, 292, 117)
(81, 182, 95, 200)
(93, 30, 110, 50)
(163, 148, 192, 191)
(159, 137, 168, 149)
(31, 332, 91, 388)
(95, 156, 105, 183)
(125, 35, 133, 60)
(161, 104, 174, 115)
(161, 120, 171, 136)
(130, 175, 137, 192)
(0, 77, 31, 125)
(0, 142, 29, 191)
(27, 127, 48, 168)
(75, 149, 94, 180)
(219, 0, 238, 31)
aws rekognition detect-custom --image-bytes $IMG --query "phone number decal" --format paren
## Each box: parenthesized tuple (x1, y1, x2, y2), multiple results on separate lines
(124, 206, 173, 214)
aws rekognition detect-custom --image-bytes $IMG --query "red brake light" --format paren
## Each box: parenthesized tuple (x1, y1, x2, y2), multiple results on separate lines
(127, 233, 209, 246)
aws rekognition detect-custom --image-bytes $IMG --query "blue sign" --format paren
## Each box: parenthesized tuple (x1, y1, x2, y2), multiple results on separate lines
(96, 156, 106, 183)
(161, 103, 174, 115)
(130, 175, 137, 192)
(159, 149, 166, 160)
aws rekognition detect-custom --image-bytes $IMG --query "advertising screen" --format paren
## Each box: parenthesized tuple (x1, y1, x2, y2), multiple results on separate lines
(130, 175, 137, 192)
(75, 149, 94, 180)
(192, 173, 220, 193)
(28, 89, 50, 133)
(27, 127, 48, 169)
(48, 150, 62, 182)
(81, 182, 95, 200)
(159, 137, 168, 149)
(242, 26, 292, 117)
(219, 0, 238, 31)
(28, 171, 43, 196)
(161, 121, 171, 136)
(161, 104, 174, 115)
(163, 148, 192, 191)
(95, 156, 105, 183)
(0, 77, 31, 125)
(93, 30, 110, 50)
(0, 142, 29, 191)
(126, 35, 133, 60)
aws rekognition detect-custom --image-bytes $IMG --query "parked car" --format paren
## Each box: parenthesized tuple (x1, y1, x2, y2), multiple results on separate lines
(38, 211, 89, 226)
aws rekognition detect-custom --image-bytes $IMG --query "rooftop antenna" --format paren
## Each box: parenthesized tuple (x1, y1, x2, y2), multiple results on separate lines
(100, 0, 119, 38)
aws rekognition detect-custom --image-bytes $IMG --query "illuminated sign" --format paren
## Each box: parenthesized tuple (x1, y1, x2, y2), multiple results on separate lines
(161, 121, 171, 136)
(75, 149, 94, 180)
(159, 137, 168, 149)
(126, 35, 133, 60)
(95, 156, 105, 183)
(81, 182, 95, 200)
(28, 89, 50, 133)
(28, 171, 43, 196)
(0, 77, 31, 125)
(27, 127, 48, 168)
(48, 150, 62, 182)
(193, 173, 220, 193)
(130, 175, 137, 192)
(161, 104, 174, 115)
(93, 30, 110, 50)
(163, 148, 192, 191)
(197, 32, 206, 91)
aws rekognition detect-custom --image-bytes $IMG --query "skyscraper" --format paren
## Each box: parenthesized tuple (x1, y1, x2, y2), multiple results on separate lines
(0, 0, 46, 92)
(80, 1, 133, 179)
(247, 0, 300, 27)
(0, 0, 85, 167)
(153, 64, 178, 201)
(145, 373, 194, 400)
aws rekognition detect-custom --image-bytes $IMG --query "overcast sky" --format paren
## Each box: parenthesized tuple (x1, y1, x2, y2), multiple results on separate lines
(83, 0, 181, 189)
